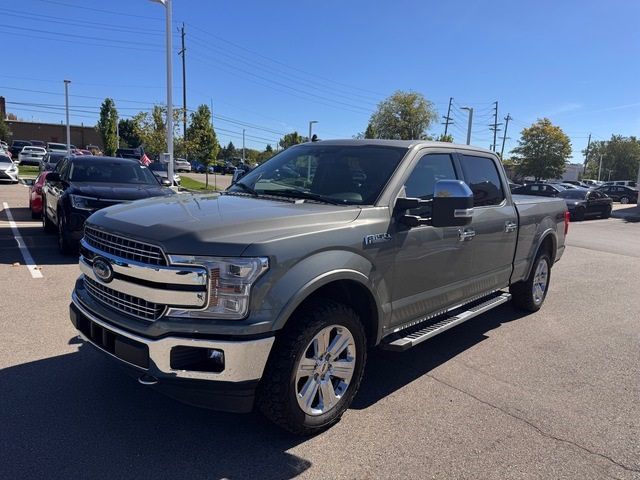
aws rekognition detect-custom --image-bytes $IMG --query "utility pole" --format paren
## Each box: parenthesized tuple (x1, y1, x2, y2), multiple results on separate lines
(242, 129, 245, 162)
(598, 154, 603, 181)
(461, 107, 473, 145)
(308, 120, 318, 141)
(116, 113, 120, 149)
(500, 113, 512, 159)
(583, 133, 591, 174)
(64, 80, 71, 154)
(489, 101, 502, 151)
(442, 97, 453, 137)
(178, 23, 187, 140)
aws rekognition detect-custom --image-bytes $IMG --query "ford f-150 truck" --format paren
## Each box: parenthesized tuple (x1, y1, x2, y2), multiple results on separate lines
(69, 140, 568, 434)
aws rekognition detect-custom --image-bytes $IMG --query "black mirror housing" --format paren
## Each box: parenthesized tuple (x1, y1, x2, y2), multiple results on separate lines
(47, 172, 60, 182)
(431, 180, 474, 227)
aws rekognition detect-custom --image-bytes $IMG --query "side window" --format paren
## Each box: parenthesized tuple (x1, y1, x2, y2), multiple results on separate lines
(460, 155, 505, 207)
(403, 153, 457, 218)
(58, 159, 71, 180)
(530, 185, 540, 192)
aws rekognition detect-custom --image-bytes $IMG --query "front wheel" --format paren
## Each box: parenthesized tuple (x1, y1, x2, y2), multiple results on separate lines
(57, 214, 74, 254)
(42, 200, 55, 233)
(602, 205, 612, 219)
(257, 300, 367, 435)
(510, 253, 551, 312)
(620, 196, 629, 204)
(573, 207, 585, 221)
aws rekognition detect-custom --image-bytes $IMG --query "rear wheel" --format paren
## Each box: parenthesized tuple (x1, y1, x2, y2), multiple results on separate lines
(620, 196, 629, 204)
(257, 300, 367, 435)
(510, 252, 551, 312)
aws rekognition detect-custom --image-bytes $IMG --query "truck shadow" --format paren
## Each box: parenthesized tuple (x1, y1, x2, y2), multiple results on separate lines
(0, 342, 311, 480)
(353, 303, 530, 409)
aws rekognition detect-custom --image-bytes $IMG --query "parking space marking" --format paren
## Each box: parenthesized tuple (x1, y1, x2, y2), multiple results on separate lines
(2, 201, 43, 279)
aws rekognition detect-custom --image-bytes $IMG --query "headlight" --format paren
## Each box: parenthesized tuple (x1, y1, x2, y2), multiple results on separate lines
(167, 255, 269, 319)
(70, 194, 98, 211)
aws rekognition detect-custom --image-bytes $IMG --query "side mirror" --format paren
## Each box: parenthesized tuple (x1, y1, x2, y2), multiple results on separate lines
(161, 178, 172, 187)
(431, 180, 474, 227)
(47, 172, 60, 182)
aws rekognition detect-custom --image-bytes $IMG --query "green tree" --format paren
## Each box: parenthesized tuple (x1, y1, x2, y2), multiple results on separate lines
(96, 98, 118, 156)
(256, 144, 275, 164)
(584, 135, 640, 181)
(0, 116, 10, 142)
(511, 118, 572, 181)
(185, 104, 219, 187)
(366, 90, 438, 140)
(117, 118, 142, 148)
(435, 133, 454, 143)
(279, 131, 304, 149)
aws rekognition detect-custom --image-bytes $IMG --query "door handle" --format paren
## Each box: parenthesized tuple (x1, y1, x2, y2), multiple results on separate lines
(504, 221, 517, 233)
(458, 228, 476, 242)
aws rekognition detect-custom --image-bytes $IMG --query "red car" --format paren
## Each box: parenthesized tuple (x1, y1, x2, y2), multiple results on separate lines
(29, 171, 50, 219)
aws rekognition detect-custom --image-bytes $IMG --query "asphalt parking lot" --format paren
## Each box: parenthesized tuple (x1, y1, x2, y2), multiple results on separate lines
(1, 182, 639, 480)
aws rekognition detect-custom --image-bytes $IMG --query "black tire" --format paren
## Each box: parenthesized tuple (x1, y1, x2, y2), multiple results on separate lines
(57, 213, 74, 254)
(620, 196, 629, 204)
(602, 205, 611, 219)
(573, 207, 585, 221)
(30, 205, 40, 219)
(510, 252, 551, 312)
(42, 200, 55, 232)
(257, 299, 367, 435)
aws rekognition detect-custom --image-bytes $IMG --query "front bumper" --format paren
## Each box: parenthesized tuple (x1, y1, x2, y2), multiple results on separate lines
(70, 292, 275, 412)
(0, 169, 18, 181)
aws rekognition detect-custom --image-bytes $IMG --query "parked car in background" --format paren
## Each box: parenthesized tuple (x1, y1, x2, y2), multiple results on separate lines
(28, 171, 51, 218)
(42, 156, 176, 253)
(231, 166, 248, 183)
(148, 161, 181, 186)
(508, 181, 522, 192)
(10, 140, 32, 158)
(174, 158, 191, 172)
(86, 144, 102, 155)
(558, 188, 612, 220)
(18, 146, 47, 165)
(562, 180, 591, 188)
(602, 180, 637, 188)
(47, 142, 72, 153)
(0, 143, 12, 159)
(41, 152, 69, 172)
(115, 147, 144, 160)
(511, 183, 565, 197)
(0, 154, 19, 183)
(596, 185, 639, 204)
(73, 148, 93, 156)
(0, 140, 8, 149)
(582, 179, 603, 187)
(30, 140, 47, 149)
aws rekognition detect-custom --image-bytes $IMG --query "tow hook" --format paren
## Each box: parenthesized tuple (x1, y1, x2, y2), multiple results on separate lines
(138, 374, 159, 385)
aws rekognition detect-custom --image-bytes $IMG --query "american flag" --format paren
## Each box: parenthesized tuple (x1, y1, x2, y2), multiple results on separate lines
(139, 153, 151, 166)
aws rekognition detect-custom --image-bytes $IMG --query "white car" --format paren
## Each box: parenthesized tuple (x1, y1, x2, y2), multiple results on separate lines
(174, 158, 192, 172)
(0, 154, 19, 182)
(18, 146, 47, 165)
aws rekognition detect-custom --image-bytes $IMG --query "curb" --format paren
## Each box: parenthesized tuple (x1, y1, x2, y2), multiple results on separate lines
(612, 206, 640, 222)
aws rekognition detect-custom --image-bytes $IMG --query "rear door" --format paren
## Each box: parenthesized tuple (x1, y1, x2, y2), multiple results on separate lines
(456, 153, 518, 293)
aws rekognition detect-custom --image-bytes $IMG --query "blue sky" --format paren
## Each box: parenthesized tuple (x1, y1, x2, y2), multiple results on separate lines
(1, 0, 639, 161)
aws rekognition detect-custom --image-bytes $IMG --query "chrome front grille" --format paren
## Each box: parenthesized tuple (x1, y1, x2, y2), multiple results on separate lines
(84, 276, 166, 321)
(84, 226, 166, 266)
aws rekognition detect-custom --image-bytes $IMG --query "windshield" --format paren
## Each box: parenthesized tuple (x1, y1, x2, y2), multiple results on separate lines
(558, 189, 587, 199)
(48, 143, 67, 150)
(0, 155, 12, 164)
(68, 160, 160, 184)
(227, 144, 407, 205)
(148, 162, 167, 172)
(47, 154, 66, 164)
(24, 147, 45, 153)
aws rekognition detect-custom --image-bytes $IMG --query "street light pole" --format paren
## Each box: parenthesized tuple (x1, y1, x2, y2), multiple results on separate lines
(308, 120, 318, 141)
(151, 0, 174, 184)
(64, 80, 71, 154)
(598, 154, 603, 181)
(242, 129, 245, 162)
(461, 107, 473, 145)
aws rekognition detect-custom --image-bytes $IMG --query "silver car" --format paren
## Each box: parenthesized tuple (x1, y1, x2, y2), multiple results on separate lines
(174, 158, 191, 172)
(18, 146, 47, 166)
(0, 154, 19, 183)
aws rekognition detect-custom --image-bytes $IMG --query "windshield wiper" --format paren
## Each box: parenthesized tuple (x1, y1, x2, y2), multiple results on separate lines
(232, 181, 258, 196)
(266, 189, 343, 205)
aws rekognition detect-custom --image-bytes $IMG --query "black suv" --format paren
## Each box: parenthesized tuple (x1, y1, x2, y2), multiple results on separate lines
(42, 156, 175, 253)
(10, 140, 32, 158)
(596, 185, 638, 204)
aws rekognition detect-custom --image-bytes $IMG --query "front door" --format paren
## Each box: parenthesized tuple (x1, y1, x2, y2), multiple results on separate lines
(390, 151, 473, 328)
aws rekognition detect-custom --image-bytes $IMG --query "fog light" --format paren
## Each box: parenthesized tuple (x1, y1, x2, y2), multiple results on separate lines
(170, 346, 225, 373)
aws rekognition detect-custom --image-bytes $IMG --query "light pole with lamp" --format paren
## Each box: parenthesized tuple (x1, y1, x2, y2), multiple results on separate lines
(461, 107, 473, 145)
(308, 120, 318, 141)
(150, 0, 174, 185)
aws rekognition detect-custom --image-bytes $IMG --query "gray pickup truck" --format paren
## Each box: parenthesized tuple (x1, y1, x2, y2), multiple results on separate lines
(69, 140, 568, 434)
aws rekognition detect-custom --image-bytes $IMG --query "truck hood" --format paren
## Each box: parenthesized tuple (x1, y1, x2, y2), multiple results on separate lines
(86, 192, 362, 256)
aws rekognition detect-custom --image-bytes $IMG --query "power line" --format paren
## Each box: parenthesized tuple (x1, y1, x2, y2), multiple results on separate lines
(33, 0, 161, 21)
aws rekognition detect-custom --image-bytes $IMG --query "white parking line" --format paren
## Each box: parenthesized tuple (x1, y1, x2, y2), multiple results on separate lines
(2, 201, 43, 279)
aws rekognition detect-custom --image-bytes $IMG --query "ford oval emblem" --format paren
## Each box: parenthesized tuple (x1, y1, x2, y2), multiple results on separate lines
(93, 257, 114, 283)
